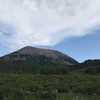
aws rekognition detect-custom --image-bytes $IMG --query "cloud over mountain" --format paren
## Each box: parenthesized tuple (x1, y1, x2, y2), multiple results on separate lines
(0, 0, 99, 49)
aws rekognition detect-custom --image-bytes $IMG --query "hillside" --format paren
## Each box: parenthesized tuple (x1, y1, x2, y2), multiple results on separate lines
(72, 60, 100, 73)
(0, 46, 78, 74)
(0, 46, 100, 74)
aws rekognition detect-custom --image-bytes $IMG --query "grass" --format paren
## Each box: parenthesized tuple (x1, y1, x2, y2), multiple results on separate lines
(0, 73, 100, 99)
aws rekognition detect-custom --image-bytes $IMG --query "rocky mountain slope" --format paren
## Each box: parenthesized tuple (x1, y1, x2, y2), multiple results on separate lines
(0, 46, 100, 74)
(0, 46, 78, 74)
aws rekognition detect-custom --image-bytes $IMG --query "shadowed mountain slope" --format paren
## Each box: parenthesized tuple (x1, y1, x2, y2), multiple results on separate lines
(72, 59, 100, 73)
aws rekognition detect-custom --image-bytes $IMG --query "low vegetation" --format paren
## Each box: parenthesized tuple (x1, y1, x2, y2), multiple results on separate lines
(0, 73, 100, 99)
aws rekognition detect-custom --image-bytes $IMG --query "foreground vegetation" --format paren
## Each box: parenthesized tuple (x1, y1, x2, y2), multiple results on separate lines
(0, 73, 100, 100)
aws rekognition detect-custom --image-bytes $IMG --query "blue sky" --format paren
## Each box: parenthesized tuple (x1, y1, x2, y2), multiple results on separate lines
(0, 31, 100, 62)
(54, 31, 100, 62)
(0, 0, 100, 62)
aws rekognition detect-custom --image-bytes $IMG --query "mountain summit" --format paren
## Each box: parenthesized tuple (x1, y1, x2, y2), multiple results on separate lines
(0, 46, 78, 74)
(15, 46, 78, 64)
(0, 46, 100, 74)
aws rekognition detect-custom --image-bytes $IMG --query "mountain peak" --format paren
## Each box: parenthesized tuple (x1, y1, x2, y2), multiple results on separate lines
(0, 46, 79, 73)
(17, 46, 78, 64)
(2, 46, 78, 65)
(18, 46, 41, 55)
(19, 46, 38, 51)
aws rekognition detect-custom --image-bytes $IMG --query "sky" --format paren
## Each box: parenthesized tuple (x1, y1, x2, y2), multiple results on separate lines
(0, 0, 100, 62)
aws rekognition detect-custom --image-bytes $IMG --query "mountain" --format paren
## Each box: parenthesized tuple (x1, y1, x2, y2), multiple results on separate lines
(72, 59, 100, 73)
(1, 46, 100, 74)
(0, 46, 78, 74)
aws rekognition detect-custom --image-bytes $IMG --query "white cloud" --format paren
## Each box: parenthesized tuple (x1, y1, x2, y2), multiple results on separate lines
(0, 0, 99, 50)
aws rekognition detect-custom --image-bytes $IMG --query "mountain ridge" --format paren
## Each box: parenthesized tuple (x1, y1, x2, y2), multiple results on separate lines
(2, 46, 78, 64)
(0, 46, 78, 74)
(0, 46, 100, 74)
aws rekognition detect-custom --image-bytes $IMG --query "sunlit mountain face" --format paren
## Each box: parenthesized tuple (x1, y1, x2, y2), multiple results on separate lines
(0, 0, 100, 56)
